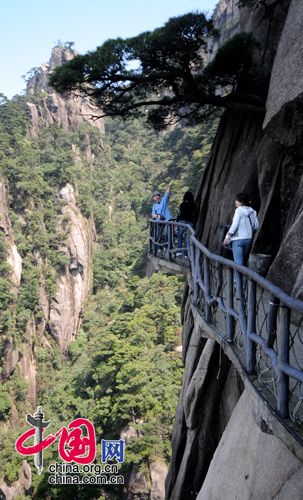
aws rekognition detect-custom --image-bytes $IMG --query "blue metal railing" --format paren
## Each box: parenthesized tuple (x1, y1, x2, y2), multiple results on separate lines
(149, 219, 303, 432)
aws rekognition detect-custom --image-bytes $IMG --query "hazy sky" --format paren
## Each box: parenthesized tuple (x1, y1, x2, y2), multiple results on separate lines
(2, 0, 218, 99)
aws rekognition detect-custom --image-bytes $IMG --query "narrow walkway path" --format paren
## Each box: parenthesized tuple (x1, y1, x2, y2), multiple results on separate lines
(148, 219, 303, 444)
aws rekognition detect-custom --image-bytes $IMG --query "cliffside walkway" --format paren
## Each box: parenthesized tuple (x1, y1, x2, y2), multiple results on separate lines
(148, 219, 303, 444)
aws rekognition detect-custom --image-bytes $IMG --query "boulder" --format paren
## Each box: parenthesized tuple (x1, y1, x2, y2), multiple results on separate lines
(150, 461, 167, 500)
(197, 390, 303, 500)
(264, 0, 303, 127)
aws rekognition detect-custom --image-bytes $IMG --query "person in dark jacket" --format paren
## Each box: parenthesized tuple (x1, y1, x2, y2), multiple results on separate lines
(176, 191, 197, 257)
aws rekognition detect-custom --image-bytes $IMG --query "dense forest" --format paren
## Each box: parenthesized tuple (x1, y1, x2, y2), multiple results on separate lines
(1, 0, 302, 498)
(0, 91, 217, 498)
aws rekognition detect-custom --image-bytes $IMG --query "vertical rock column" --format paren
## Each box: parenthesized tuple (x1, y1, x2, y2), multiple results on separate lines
(49, 184, 95, 352)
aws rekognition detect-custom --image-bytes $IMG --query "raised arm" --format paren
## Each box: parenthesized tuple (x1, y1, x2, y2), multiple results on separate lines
(161, 181, 172, 207)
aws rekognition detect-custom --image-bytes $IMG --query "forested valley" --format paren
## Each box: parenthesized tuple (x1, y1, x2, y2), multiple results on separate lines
(0, 87, 217, 498)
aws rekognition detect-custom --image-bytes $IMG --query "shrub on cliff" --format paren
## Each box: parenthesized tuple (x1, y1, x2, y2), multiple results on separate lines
(0, 386, 11, 421)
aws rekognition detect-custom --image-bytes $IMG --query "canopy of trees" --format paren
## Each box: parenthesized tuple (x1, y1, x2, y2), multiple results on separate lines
(50, 13, 264, 130)
(0, 89, 218, 497)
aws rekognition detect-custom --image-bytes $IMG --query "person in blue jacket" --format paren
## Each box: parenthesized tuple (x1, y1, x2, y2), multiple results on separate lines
(151, 181, 172, 252)
(151, 181, 172, 220)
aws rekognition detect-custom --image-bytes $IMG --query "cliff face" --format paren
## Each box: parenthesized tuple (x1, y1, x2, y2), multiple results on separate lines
(0, 461, 31, 500)
(167, 0, 303, 498)
(0, 46, 101, 497)
(1, 47, 98, 386)
(262, 0, 303, 294)
(0, 180, 22, 292)
(207, 0, 240, 61)
(0, 180, 38, 404)
(48, 184, 95, 351)
(197, 0, 303, 299)
(26, 46, 104, 136)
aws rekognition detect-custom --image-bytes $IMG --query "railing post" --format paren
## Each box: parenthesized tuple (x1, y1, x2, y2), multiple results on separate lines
(149, 220, 153, 254)
(277, 305, 290, 418)
(204, 257, 211, 323)
(188, 231, 193, 264)
(191, 244, 199, 305)
(168, 223, 172, 262)
(246, 279, 256, 374)
(153, 221, 157, 256)
(268, 296, 279, 347)
(226, 267, 235, 342)
(185, 226, 190, 257)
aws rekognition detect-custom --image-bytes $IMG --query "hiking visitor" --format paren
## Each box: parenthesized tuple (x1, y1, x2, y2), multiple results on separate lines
(151, 181, 173, 253)
(151, 181, 172, 220)
(222, 192, 259, 265)
(176, 191, 197, 257)
(223, 192, 259, 296)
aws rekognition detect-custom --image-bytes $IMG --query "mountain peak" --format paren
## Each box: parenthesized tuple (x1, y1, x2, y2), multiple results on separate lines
(49, 44, 76, 70)
(26, 44, 77, 95)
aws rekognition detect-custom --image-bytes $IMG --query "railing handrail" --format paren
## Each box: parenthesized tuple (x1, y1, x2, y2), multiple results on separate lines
(148, 219, 303, 313)
(148, 218, 303, 434)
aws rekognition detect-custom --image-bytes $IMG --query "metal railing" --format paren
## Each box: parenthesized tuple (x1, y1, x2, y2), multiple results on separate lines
(149, 219, 303, 432)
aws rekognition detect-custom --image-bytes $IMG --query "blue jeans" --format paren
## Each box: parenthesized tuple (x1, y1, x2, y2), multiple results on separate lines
(231, 238, 252, 266)
(232, 239, 252, 296)
(177, 222, 193, 256)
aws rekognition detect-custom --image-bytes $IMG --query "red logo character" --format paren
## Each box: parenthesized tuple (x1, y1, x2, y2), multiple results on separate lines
(15, 407, 96, 473)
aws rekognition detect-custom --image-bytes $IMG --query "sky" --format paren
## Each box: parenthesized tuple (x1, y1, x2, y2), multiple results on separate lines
(1, 0, 218, 99)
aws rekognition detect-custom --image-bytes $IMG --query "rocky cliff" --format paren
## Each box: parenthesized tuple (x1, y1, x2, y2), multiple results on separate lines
(0, 46, 101, 498)
(48, 183, 95, 352)
(26, 45, 104, 137)
(207, 0, 240, 61)
(1, 46, 99, 382)
(197, 0, 302, 300)
(167, 0, 303, 498)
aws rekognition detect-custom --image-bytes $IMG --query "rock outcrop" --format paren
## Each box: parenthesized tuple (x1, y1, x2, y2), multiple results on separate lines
(125, 460, 168, 500)
(26, 45, 105, 136)
(264, 0, 303, 128)
(150, 461, 168, 500)
(261, 0, 303, 294)
(0, 179, 22, 292)
(166, 330, 242, 499)
(207, 0, 240, 61)
(196, 0, 303, 300)
(0, 461, 31, 500)
(48, 184, 94, 351)
(197, 390, 303, 500)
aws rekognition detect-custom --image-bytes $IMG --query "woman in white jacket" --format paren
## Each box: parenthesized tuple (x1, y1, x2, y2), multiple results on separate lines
(223, 193, 259, 266)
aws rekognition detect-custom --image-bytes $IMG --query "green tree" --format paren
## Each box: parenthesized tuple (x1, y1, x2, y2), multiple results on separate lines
(50, 14, 263, 130)
(0, 79, 218, 496)
(0, 386, 11, 420)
